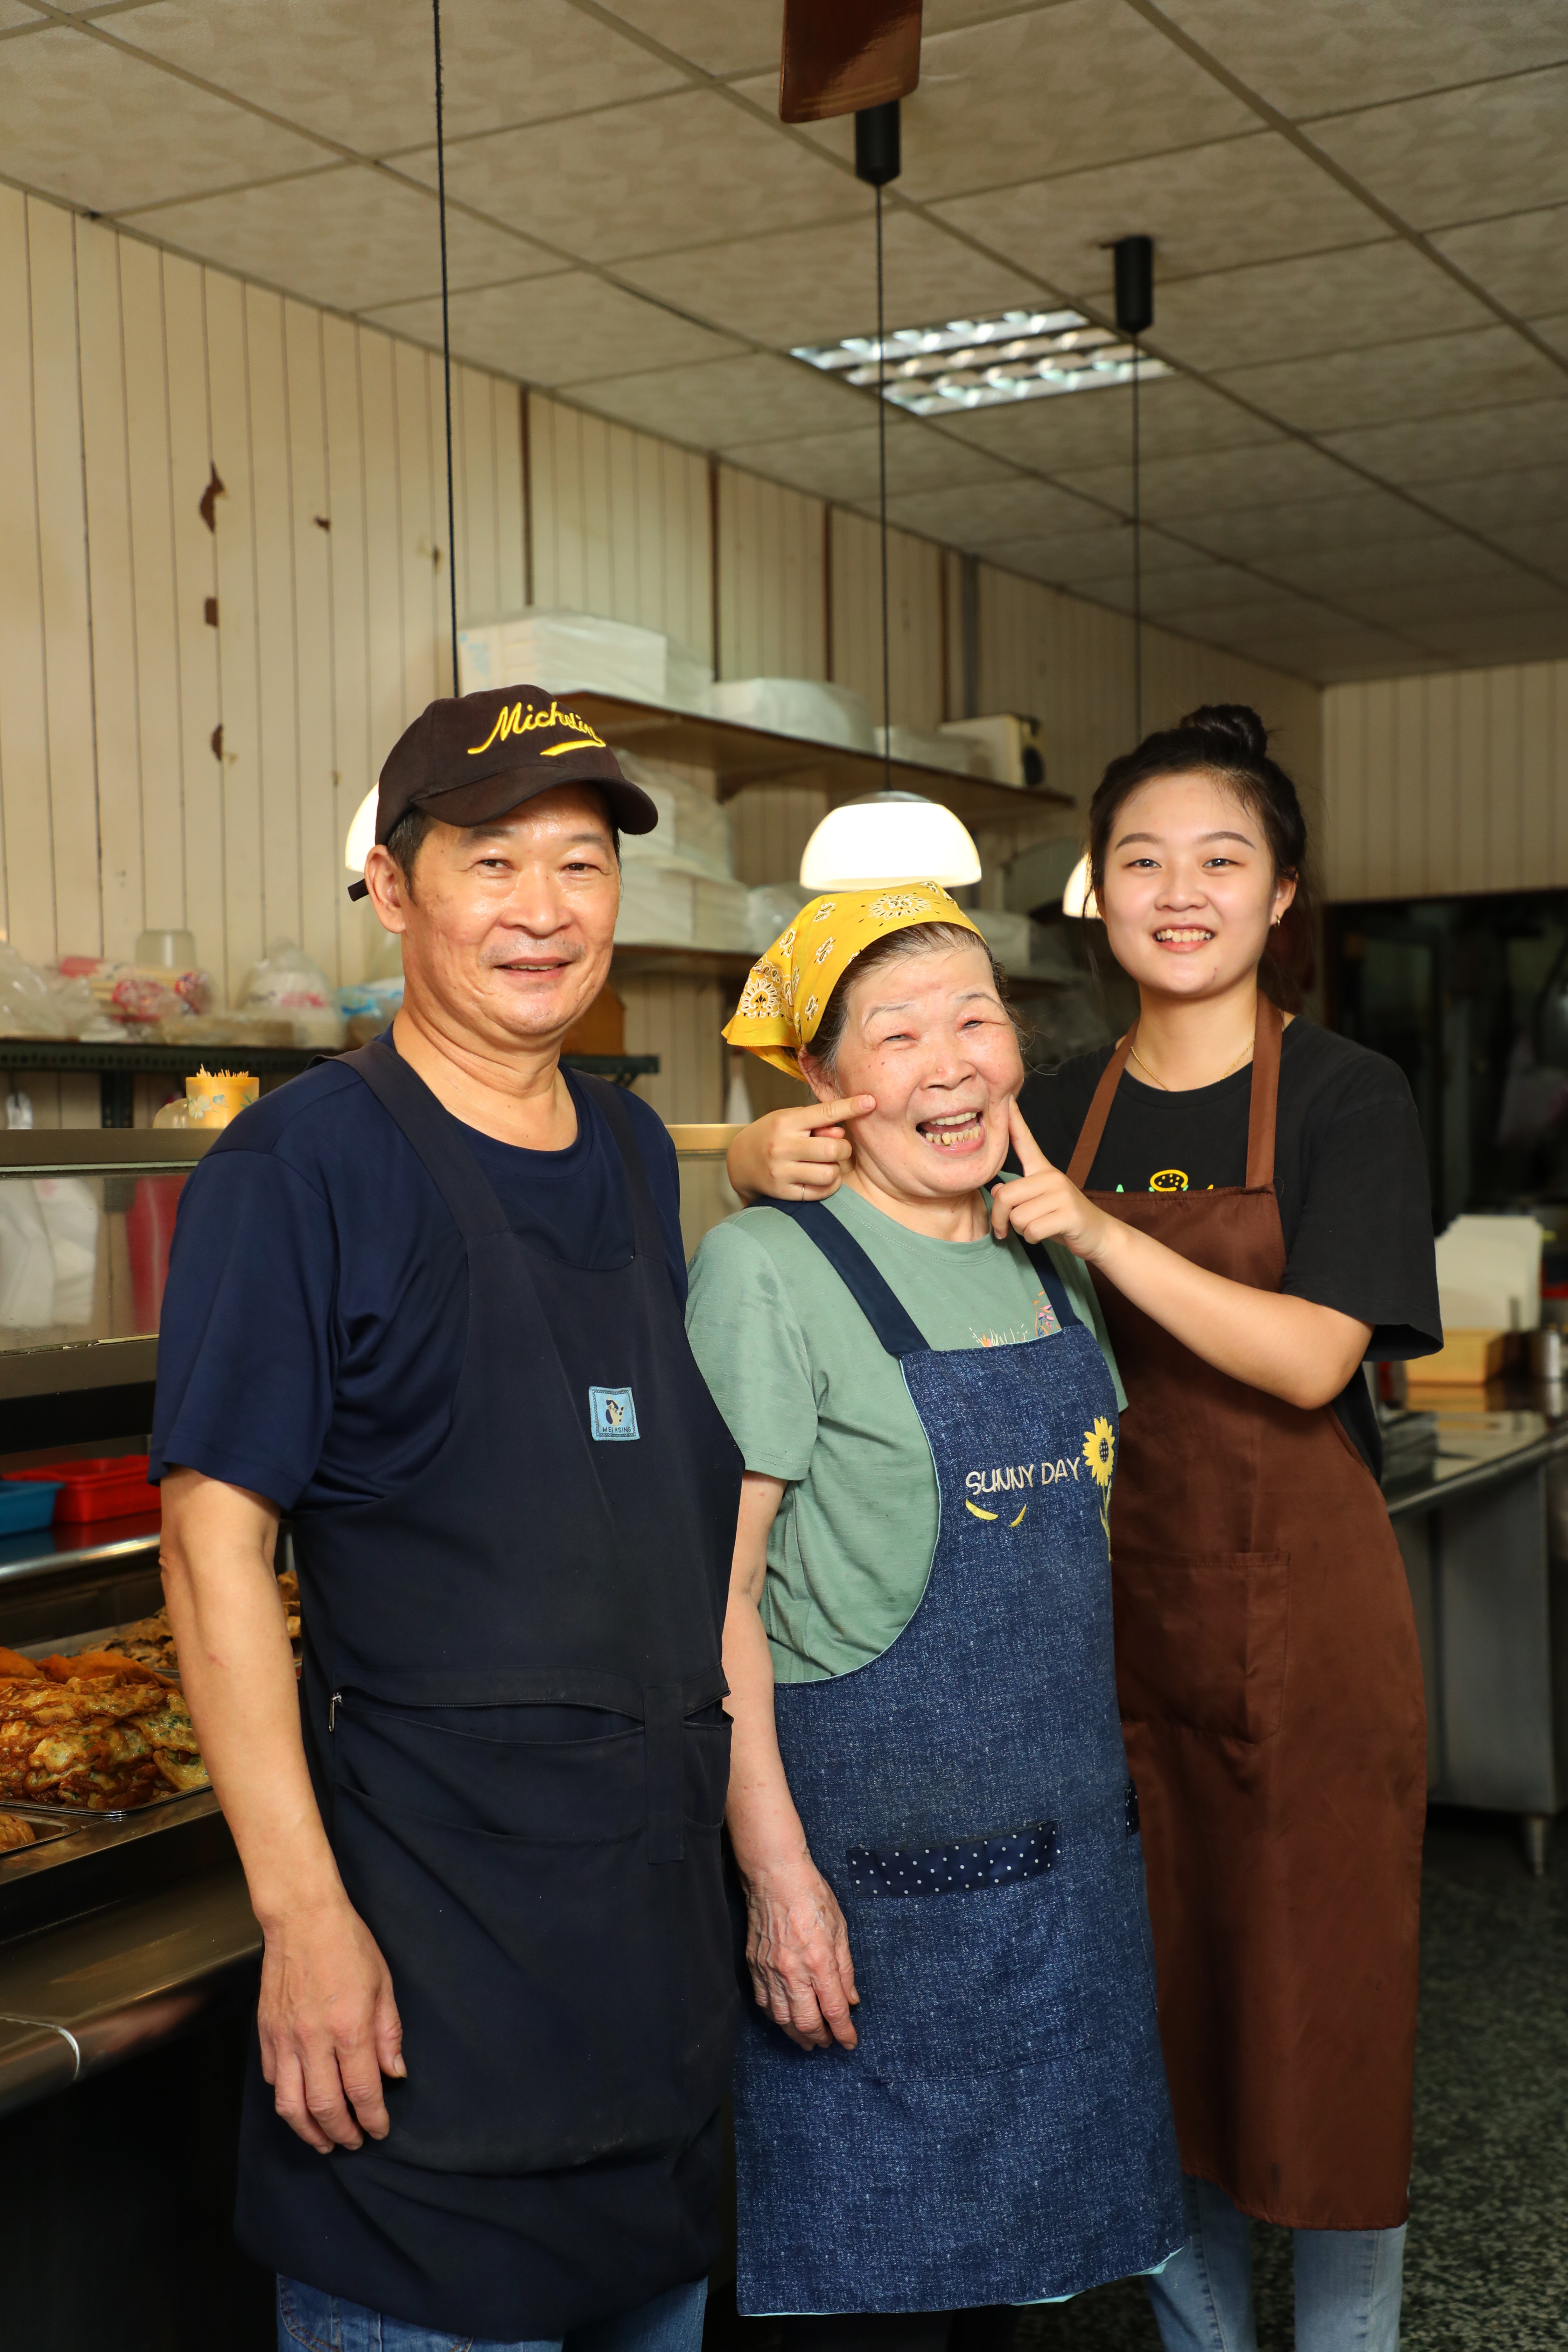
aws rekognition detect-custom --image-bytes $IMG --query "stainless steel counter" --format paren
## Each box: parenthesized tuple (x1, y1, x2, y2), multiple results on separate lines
(1387, 1388, 1568, 1871)
(0, 1849, 259, 2118)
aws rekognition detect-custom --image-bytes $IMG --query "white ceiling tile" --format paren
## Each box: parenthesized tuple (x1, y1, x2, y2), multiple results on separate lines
(0, 6, 47, 29)
(564, 350, 865, 446)
(1415, 609, 1568, 664)
(0, 22, 326, 210)
(1429, 204, 1568, 321)
(876, 478, 1101, 544)
(1310, 69, 1568, 232)
(1176, 489, 1450, 559)
(1212, 326, 1565, 435)
(1532, 311, 1568, 361)
(933, 133, 1381, 305)
(1152, 241, 1491, 371)
(1093, 563, 1313, 617)
(128, 167, 555, 313)
(1419, 465, 1568, 532)
(615, 211, 1037, 349)
(723, 422, 1011, 504)
(1318, 397, 1568, 482)
(972, 522, 1196, 584)
(1342, 573, 1568, 630)
(1263, 534, 1518, 596)
(1055, 438, 1355, 520)
(1151, 0, 1568, 122)
(362, 273, 741, 388)
(113, 0, 683, 158)
(937, 373, 1279, 472)
(731, 1, 1255, 201)
(591, 0, 782, 77)
(401, 87, 854, 265)
(1485, 524, 1568, 582)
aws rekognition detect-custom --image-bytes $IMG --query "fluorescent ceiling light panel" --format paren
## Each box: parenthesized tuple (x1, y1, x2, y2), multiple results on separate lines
(792, 308, 1170, 415)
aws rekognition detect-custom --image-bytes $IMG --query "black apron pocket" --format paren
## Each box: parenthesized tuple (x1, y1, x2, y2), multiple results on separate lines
(1113, 1548, 1291, 1743)
(328, 1706, 735, 2174)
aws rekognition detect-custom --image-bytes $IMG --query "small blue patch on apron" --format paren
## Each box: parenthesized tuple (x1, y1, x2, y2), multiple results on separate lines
(734, 1206, 1184, 2316)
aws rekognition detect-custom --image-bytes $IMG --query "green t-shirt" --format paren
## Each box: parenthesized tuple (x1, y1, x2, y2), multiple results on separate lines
(684, 1186, 1125, 1684)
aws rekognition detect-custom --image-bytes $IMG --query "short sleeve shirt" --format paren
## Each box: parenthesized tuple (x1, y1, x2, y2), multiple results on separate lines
(150, 1046, 686, 1512)
(1017, 1018, 1443, 1475)
(683, 1184, 1124, 1684)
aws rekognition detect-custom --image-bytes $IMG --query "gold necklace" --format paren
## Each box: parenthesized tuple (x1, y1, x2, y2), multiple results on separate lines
(1126, 1032, 1253, 1092)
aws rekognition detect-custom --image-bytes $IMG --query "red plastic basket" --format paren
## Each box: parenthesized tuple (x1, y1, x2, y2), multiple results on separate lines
(6, 1455, 159, 1525)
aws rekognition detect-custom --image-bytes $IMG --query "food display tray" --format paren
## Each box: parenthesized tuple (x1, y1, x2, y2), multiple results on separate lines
(0, 1786, 205, 1828)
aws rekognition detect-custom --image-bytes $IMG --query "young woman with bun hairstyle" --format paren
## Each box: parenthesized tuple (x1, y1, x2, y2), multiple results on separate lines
(726, 706, 1442, 2352)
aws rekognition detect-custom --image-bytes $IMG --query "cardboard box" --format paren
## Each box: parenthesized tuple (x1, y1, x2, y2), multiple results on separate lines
(1405, 1328, 1511, 1386)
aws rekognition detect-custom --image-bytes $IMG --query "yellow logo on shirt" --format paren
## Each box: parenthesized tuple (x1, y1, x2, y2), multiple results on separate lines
(1149, 1168, 1189, 1191)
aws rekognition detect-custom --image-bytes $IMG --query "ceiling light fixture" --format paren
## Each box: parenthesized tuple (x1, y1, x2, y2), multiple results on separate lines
(793, 308, 1169, 414)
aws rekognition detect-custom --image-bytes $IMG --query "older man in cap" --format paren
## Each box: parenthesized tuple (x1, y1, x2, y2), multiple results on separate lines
(154, 688, 742, 2352)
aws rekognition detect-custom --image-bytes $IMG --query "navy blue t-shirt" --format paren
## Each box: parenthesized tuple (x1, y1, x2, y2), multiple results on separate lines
(150, 1048, 686, 1513)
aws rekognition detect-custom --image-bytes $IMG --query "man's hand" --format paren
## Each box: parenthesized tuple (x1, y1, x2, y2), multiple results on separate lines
(990, 1100, 1111, 1260)
(742, 1856, 860, 2052)
(726, 1098, 875, 1204)
(259, 1895, 406, 2152)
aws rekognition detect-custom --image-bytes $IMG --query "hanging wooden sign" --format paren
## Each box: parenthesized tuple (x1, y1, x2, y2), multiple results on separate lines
(779, 0, 922, 124)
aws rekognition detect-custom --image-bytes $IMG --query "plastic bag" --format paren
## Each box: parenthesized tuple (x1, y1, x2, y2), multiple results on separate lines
(239, 942, 345, 1049)
(0, 943, 85, 1038)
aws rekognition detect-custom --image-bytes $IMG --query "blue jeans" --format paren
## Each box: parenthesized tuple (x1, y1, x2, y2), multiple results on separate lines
(1147, 2177, 1406, 2352)
(276, 2274, 707, 2352)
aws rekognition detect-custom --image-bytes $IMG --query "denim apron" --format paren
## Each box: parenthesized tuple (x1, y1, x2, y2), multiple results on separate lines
(735, 1203, 1184, 2317)
(233, 1044, 743, 2342)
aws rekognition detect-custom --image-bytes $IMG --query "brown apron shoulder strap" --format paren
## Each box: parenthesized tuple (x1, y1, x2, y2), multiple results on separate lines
(1245, 994, 1284, 1190)
(1066, 1033, 1134, 1189)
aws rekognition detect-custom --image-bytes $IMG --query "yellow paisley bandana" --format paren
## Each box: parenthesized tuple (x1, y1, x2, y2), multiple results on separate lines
(722, 884, 985, 1078)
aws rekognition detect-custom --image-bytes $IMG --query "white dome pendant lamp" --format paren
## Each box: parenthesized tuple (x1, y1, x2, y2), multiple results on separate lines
(800, 791, 982, 891)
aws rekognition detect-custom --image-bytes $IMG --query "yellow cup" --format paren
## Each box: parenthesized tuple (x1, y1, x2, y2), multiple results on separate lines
(185, 1068, 260, 1128)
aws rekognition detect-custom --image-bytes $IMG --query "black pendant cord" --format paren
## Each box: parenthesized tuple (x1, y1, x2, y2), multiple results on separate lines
(1131, 330, 1142, 740)
(876, 183, 891, 792)
(433, 0, 459, 684)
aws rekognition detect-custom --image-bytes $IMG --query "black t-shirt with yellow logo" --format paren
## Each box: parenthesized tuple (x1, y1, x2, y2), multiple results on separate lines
(1018, 1017, 1443, 1476)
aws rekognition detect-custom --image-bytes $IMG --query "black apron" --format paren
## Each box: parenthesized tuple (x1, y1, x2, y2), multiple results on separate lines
(234, 1044, 743, 2340)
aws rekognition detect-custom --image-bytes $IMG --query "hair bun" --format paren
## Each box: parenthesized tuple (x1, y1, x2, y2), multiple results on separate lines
(1178, 704, 1269, 762)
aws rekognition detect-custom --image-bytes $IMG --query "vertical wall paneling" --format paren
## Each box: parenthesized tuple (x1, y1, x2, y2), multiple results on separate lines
(393, 338, 441, 712)
(119, 238, 185, 938)
(525, 391, 711, 653)
(457, 363, 497, 623)
(29, 202, 100, 961)
(204, 267, 264, 996)
(830, 507, 944, 731)
(1320, 662, 1568, 900)
(76, 220, 145, 961)
(359, 329, 405, 807)
(284, 300, 338, 984)
(0, 188, 52, 960)
(247, 285, 304, 964)
(162, 252, 222, 966)
(715, 466, 827, 684)
(321, 312, 372, 986)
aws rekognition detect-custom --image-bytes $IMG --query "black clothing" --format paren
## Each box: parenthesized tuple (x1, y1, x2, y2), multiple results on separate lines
(1020, 1019, 1442, 1474)
(234, 1045, 743, 2340)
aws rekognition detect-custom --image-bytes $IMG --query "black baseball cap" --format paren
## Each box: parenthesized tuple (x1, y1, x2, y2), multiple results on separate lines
(347, 684, 659, 899)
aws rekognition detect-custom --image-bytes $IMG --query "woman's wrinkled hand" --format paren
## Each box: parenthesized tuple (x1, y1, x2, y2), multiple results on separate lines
(990, 1100, 1112, 1262)
(726, 1098, 875, 1205)
(742, 1856, 860, 2051)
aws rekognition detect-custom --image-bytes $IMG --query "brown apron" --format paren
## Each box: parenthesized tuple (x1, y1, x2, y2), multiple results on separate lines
(1065, 994, 1426, 2232)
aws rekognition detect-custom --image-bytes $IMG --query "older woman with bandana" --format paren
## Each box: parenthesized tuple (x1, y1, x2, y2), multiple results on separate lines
(685, 889, 1183, 2351)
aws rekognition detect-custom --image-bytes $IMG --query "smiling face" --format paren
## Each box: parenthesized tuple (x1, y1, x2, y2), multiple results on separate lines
(364, 784, 618, 1051)
(1097, 769, 1296, 1002)
(799, 940, 1024, 1207)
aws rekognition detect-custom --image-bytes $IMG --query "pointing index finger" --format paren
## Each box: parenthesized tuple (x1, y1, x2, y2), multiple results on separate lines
(1007, 1098, 1052, 1176)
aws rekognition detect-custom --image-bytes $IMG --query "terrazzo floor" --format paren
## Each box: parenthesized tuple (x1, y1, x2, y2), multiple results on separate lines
(708, 1807, 1568, 2352)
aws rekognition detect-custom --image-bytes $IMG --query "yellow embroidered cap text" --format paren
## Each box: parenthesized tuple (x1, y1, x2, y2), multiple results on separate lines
(723, 885, 985, 1078)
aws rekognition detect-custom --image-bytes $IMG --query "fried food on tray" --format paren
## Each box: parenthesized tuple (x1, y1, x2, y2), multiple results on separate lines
(0, 1812, 35, 1849)
(0, 1647, 43, 1679)
(0, 1676, 208, 1810)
